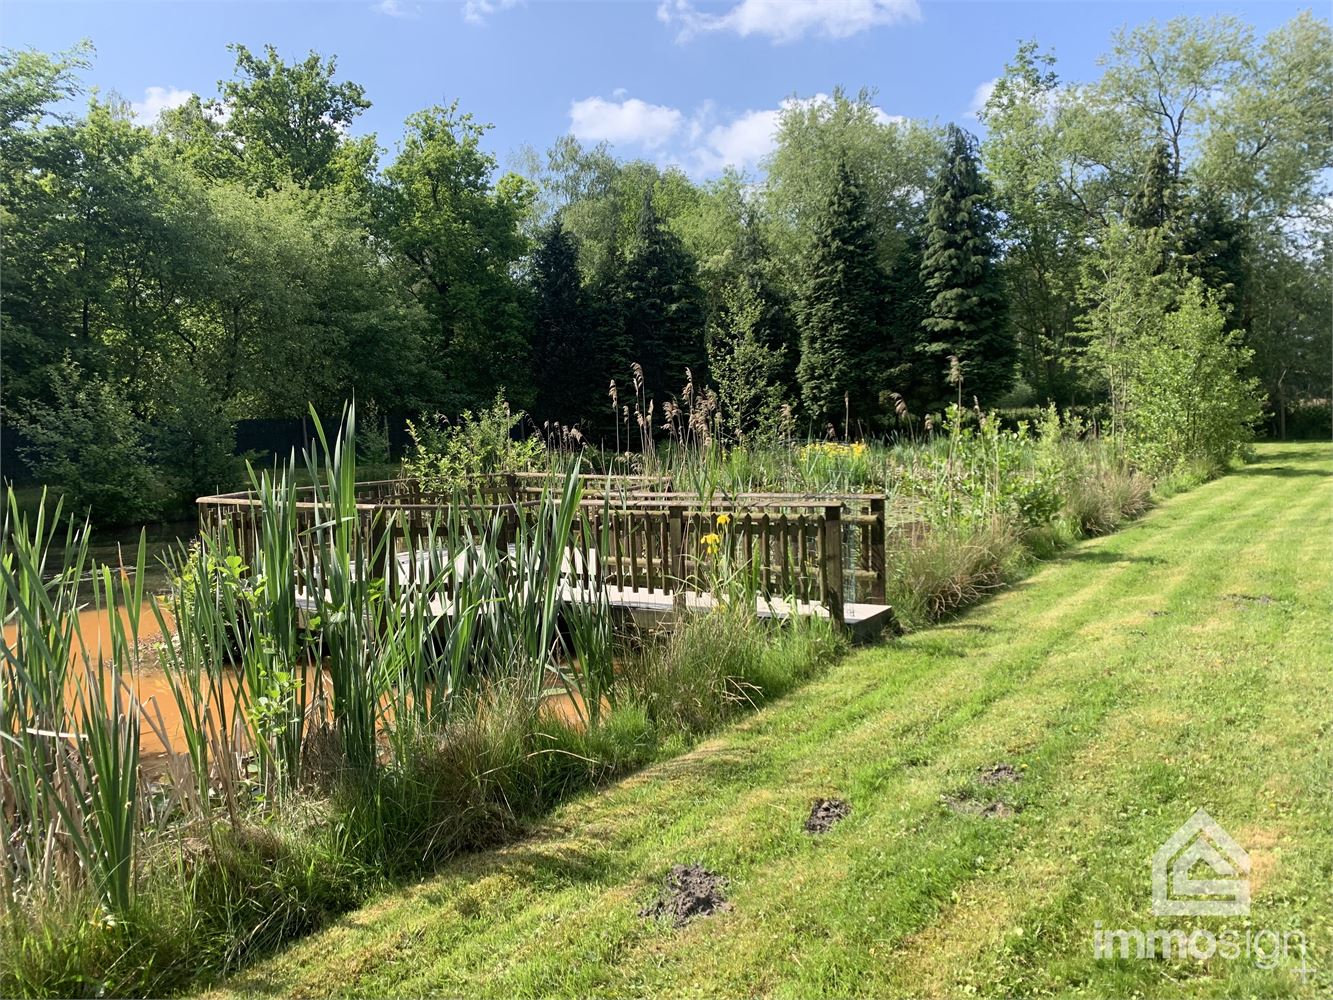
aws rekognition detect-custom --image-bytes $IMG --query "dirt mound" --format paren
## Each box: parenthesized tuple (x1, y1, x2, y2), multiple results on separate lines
(804, 797, 852, 834)
(978, 763, 1022, 786)
(639, 864, 730, 927)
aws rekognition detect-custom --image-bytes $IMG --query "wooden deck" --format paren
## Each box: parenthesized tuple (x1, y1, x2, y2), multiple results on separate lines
(200, 473, 896, 639)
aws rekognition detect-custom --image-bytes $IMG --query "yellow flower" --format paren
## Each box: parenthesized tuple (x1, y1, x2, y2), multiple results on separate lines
(716, 512, 732, 527)
(701, 532, 722, 552)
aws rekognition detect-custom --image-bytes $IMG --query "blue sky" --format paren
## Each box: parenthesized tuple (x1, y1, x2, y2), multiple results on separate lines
(3, 1, 1315, 177)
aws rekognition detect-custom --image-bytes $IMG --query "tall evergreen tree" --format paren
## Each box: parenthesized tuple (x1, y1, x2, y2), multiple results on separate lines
(621, 191, 706, 404)
(795, 160, 889, 431)
(878, 227, 934, 413)
(1177, 186, 1249, 325)
(708, 215, 797, 441)
(919, 125, 1013, 407)
(1126, 138, 1178, 232)
(529, 220, 602, 427)
(710, 209, 798, 394)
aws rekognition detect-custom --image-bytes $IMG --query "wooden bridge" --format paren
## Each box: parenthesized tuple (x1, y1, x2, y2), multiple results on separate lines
(197, 474, 896, 640)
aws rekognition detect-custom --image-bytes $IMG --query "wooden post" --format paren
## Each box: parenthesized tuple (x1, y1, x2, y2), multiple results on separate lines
(868, 496, 886, 604)
(822, 504, 845, 629)
(668, 504, 686, 611)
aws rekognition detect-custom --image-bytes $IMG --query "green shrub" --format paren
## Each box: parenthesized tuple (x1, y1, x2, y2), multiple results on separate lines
(150, 368, 241, 507)
(1122, 281, 1264, 478)
(404, 393, 546, 495)
(12, 358, 166, 525)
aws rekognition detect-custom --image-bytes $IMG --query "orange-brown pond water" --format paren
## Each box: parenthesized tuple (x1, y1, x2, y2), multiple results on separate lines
(4, 603, 595, 765)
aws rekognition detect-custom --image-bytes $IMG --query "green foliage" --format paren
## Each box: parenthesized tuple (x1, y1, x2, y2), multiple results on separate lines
(795, 160, 888, 430)
(620, 191, 708, 405)
(765, 87, 941, 280)
(404, 394, 546, 495)
(1121, 281, 1263, 476)
(12, 360, 165, 525)
(149, 367, 241, 506)
(920, 125, 1014, 408)
(978, 42, 1092, 406)
(213, 43, 372, 193)
(894, 407, 1061, 532)
(708, 289, 788, 445)
(381, 102, 535, 411)
(528, 220, 604, 428)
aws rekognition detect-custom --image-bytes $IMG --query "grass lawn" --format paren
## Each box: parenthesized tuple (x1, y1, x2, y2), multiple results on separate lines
(209, 442, 1331, 999)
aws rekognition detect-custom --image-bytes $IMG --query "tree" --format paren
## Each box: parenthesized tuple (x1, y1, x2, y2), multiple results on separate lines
(381, 102, 534, 411)
(710, 277, 788, 444)
(980, 41, 1094, 406)
(214, 43, 372, 193)
(1176, 185, 1249, 323)
(13, 359, 165, 525)
(620, 191, 707, 405)
(765, 88, 941, 284)
(919, 125, 1013, 407)
(1121, 280, 1262, 476)
(1244, 234, 1331, 437)
(795, 160, 888, 431)
(1126, 138, 1178, 232)
(708, 212, 795, 441)
(1078, 222, 1176, 443)
(529, 220, 602, 427)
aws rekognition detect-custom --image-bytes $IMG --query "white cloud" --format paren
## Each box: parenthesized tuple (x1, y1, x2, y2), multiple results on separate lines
(569, 91, 905, 176)
(463, 0, 520, 25)
(131, 86, 192, 125)
(569, 96, 684, 149)
(967, 78, 997, 119)
(658, 0, 920, 43)
(692, 106, 782, 173)
(373, 0, 419, 17)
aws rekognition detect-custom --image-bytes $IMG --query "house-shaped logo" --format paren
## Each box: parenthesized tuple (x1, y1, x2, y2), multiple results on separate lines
(1151, 808, 1251, 917)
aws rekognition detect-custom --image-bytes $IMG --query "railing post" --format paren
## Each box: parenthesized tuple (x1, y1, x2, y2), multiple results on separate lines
(869, 496, 886, 604)
(371, 511, 398, 598)
(668, 504, 686, 611)
(822, 504, 845, 629)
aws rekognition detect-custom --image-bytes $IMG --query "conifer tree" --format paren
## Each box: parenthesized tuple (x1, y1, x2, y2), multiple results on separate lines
(621, 191, 707, 404)
(796, 160, 888, 430)
(919, 124, 1013, 407)
(1127, 137, 1178, 232)
(708, 217, 797, 442)
(529, 220, 602, 427)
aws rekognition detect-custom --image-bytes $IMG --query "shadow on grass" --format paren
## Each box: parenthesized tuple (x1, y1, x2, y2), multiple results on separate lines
(217, 839, 629, 996)
(1057, 550, 1167, 566)
(1240, 463, 1330, 478)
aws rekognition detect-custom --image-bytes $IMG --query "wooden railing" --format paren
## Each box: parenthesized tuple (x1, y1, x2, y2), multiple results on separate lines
(196, 477, 889, 626)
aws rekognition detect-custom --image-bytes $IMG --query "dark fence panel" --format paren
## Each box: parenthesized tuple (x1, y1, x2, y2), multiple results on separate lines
(0, 421, 34, 484)
(235, 413, 413, 466)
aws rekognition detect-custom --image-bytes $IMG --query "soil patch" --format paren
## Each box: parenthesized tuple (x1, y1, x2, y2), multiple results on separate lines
(1225, 593, 1276, 607)
(943, 794, 1019, 819)
(804, 798, 851, 834)
(639, 864, 730, 927)
(978, 763, 1022, 786)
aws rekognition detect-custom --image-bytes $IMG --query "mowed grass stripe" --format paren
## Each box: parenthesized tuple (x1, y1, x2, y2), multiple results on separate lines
(211, 444, 1330, 1000)
(880, 451, 1333, 998)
